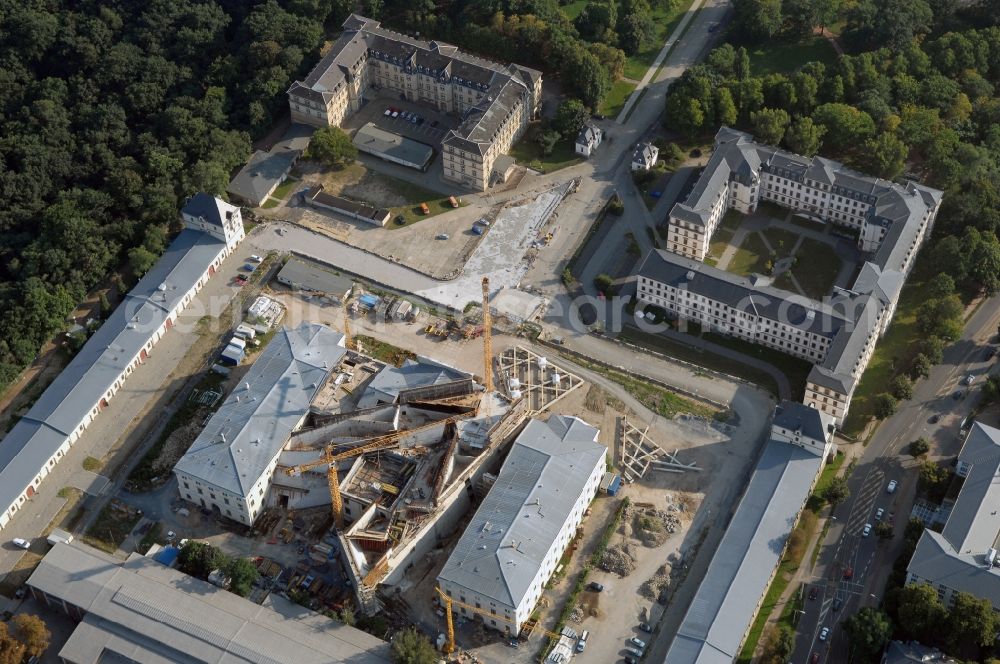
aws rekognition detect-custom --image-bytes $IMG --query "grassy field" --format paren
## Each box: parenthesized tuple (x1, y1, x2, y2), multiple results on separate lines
(842, 275, 925, 435)
(354, 334, 417, 366)
(728, 230, 772, 276)
(569, 354, 718, 418)
(623, 0, 698, 80)
(761, 226, 799, 254)
(703, 331, 812, 399)
(776, 237, 843, 299)
(599, 79, 638, 118)
(83, 501, 142, 554)
(749, 35, 838, 75)
(510, 126, 583, 174)
(387, 178, 466, 227)
(707, 209, 745, 262)
(620, 325, 783, 396)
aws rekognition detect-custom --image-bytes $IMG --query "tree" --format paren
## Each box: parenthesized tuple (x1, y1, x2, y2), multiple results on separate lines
(537, 129, 561, 156)
(896, 583, 946, 642)
(821, 476, 851, 506)
(919, 460, 951, 502)
(177, 541, 226, 580)
(873, 393, 898, 419)
(554, 99, 589, 140)
(811, 103, 876, 152)
(566, 50, 612, 109)
(391, 627, 437, 664)
(714, 87, 738, 126)
(594, 273, 616, 294)
(783, 116, 825, 156)
(128, 245, 158, 275)
(305, 126, 357, 169)
(919, 337, 945, 364)
(948, 591, 998, 657)
(782, 0, 817, 39)
(732, 0, 783, 42)
(859, 132, 908, 178)
(926, 273, 956, 298)
(10, 615, 50, 658)
(891, 375, 913, 401)
(761, 623, 795, 664)
(0, 622, 26, 664)
(666, 95, 705, 138)
(618, 9, 655, 55)
(874, 521, 894, 540)
(845, 0, 933, 52)
(917, 296, 964, 340)
(843, 607, 892, 659)
(910, 353, 932, 379)
(575, 1, 618, 44)
(908, 438, 930, 458)
(224, 556, 260, 597)
(750, 108, 791, 145)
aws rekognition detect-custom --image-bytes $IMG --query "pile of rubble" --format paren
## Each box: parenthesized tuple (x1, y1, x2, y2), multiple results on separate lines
(568, 606, 585, 623)
(599, 543, 637, 577)
(633, 508, 681, 547)
(640, 563, 672, 605)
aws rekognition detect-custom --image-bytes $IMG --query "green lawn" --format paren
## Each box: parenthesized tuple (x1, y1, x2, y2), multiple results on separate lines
(749, 35, 838, 75)
(385, 176, 466, 227)
(786, 238, 842, 300)
(703, 331, 812, 399)
(623, 0, 698, 80)
(811, 451, 846, 500)
(760, 226, 799, 255)
(272, 176, 299, 201)
(754, 200, 788, 220)
(727, 231, 772, 276)
(599, 79, 638, 118)
(708, 210, 745, 262)
(510, 126, 583, 174)
(842, 274, 926, 436)
(560, 0, 590, 20)
(620, 326, 783, 396)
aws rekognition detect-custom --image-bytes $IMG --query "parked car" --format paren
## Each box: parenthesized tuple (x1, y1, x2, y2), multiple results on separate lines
(431, 120, 439, 127)
(811, 652, 820, 663)
(624, 657, 639, 664)
(576, 630, 589, 652)
(391, 110, 399, 118)
(986, 347, 996, 360)
(808, 587, 819, 600)
(875, 507, 885, 521)
(953, 389, 964, 400)
(819, 627, 830, 641)
(964, 373, 976, 385)
(862, 523, 872, 537)
(886, 480, 898, 493)
(249, 254, 263, 262)
(384, 108, 392, 116)
(629, 637, 646, 649)
(843, 567, 854, 580)
(435, 233, 449, 240)
(394, 215, 406, 225)
(832, 597, 843, 611)
(929, 413, 941, 423)
(588, 582, 604, 592)
(417, 117, 425, 125)
(638, 623, 652, 633)
(625, 647, 643, 657)
(12, 538, 30, 549)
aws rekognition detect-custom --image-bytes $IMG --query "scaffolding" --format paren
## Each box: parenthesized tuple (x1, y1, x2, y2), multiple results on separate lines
(496, 346, 584, 412)
(618, 417, 700, 480)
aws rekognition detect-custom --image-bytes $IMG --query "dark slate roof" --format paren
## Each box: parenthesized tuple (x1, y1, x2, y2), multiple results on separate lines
(181, 193, 233, 227)
(772, 400, 831, 442)
(636, 250, 847, 338)
(576, 125, 601, 148)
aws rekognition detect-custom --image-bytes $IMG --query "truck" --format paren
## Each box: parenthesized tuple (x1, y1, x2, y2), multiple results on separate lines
(47, 528, 74, 546)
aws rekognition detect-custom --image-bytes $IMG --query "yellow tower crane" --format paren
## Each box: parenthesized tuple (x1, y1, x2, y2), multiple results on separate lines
(284, 412, 475, 528)
(434, 587, 563, 654)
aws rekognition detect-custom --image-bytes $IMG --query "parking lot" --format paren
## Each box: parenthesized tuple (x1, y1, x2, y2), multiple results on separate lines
(343, 93, 457, 149)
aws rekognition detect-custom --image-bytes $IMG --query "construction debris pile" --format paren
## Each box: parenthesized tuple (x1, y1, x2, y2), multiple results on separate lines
(568, 606, 585, 623)
(633, 508, 681, 547)
(640, 563, 672, 605)
(599, 543, 637, 576)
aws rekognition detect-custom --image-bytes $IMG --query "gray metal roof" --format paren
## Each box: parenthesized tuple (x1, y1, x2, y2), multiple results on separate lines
(772, 400, 832, 442)
(356, 358, 469, 409)
(174, 323, 346, 496)
(883, 640, 957, 664)
(664, 439, 823, 663)
(907, 530, 1000, 607)
(227, 150, 298, 206)
(276, 257, 355, 298)
(633, 142, 658, 168)
(942, 423, 1000, 554)
(352, 122, 435, 169)
(0, 229, 227, 516)
(28, 542, 391, 664)
(576, 125, 601, 148)
(437, 416, 606, 608)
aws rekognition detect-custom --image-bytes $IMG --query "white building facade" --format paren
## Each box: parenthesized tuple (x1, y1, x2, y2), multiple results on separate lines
(437, 416, 606, 633)
(0, 195, 242, 530)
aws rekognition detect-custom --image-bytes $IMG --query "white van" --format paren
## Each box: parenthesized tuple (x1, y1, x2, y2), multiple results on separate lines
(576, 630, 589, 652)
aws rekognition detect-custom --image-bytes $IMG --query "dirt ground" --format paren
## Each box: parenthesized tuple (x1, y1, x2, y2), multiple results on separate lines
(299, 161, 415, 209)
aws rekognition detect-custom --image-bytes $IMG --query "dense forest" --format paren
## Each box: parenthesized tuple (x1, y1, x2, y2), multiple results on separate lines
(665, 0, 1000, 298)
(0, 0, 360, 388)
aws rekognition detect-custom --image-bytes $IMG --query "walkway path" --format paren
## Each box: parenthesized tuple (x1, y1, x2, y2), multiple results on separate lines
(616, 0, 710, 123)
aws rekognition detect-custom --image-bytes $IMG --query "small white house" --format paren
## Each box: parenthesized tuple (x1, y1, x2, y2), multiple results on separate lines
(631, 142, 659, 171)
(575, 125, 603, 157)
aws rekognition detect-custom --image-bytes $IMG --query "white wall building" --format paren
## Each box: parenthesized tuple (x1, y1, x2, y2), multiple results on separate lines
(437, 416, 606, 634)
(642, 127, 943, 425)
(0, 195, 243, 530)
(575, 124, 603, 157)
(632, 142, 659, 171)
(173, 323, 346, 525)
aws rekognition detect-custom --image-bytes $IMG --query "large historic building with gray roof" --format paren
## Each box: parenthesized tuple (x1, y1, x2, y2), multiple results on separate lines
(638, 127, 942, 424)
(0, 195, 243, 531)
(907, 422, 1000, 610)
(287, 14, 541, 191)
(437, 416, 606, 634)
(173, 323, 346, 525)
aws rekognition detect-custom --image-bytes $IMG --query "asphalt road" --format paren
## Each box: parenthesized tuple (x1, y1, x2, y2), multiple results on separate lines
(793, 294, 1000, 664)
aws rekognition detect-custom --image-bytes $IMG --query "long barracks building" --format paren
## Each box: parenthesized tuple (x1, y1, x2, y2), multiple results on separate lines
(638, 128, 942, 424)
(287, 14, 542, 191)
